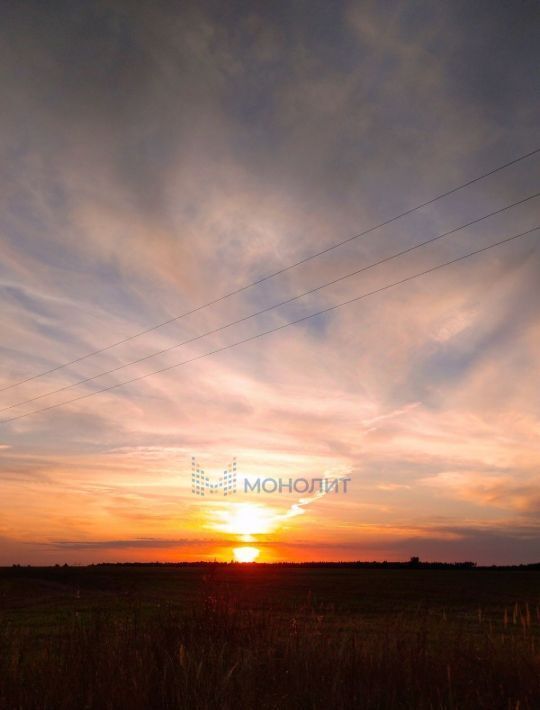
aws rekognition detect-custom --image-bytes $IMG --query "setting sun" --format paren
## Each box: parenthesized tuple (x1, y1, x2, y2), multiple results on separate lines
(233, 546, 260, 563)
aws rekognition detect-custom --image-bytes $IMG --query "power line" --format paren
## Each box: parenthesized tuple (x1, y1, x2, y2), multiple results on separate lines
(1, 146, 539, 394)
(1, 191, 538, 415)
(1, 226, 537, 425)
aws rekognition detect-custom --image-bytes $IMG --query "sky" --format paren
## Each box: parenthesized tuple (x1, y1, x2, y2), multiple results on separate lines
(0, 0, 539, 565)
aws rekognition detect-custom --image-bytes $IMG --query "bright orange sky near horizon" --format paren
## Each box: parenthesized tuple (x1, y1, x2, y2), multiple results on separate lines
(1, 2, 539, 566)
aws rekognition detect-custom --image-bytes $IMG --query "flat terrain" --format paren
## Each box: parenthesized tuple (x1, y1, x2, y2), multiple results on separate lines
(0, 564, 539, 708)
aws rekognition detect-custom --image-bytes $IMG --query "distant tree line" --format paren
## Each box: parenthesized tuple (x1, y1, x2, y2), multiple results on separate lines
(5, 558, 540, 572)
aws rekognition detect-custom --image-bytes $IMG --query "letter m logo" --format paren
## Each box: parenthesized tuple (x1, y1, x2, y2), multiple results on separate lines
(191, 457, 237, 496)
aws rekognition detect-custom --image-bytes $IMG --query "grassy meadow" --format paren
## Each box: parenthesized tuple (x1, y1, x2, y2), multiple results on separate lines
(0, 564, 539, 709)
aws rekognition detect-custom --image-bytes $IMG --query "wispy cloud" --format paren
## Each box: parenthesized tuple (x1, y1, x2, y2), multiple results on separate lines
(0, 1, 539, 564)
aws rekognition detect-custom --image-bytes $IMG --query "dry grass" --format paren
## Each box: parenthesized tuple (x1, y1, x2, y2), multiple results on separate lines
(0, 566, 539, 709)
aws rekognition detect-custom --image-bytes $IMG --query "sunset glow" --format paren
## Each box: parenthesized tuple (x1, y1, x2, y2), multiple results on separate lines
(211, 503, 277, 537)
(0, 2, 539, 568)
(233, 547, 260, 563)
(1, 5, 539, 708)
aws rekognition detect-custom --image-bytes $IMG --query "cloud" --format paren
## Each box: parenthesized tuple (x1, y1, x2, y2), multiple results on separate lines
(0, 1, 539, 564)
(421, 471, 540, 515)
(41, 538, 199, 550)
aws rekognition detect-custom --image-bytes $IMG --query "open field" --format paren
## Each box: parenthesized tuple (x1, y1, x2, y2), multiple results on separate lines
(0, 564, 539, 709)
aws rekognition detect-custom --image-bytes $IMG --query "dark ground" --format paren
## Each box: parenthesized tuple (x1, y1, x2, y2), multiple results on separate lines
(0, 564, 539, 709)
